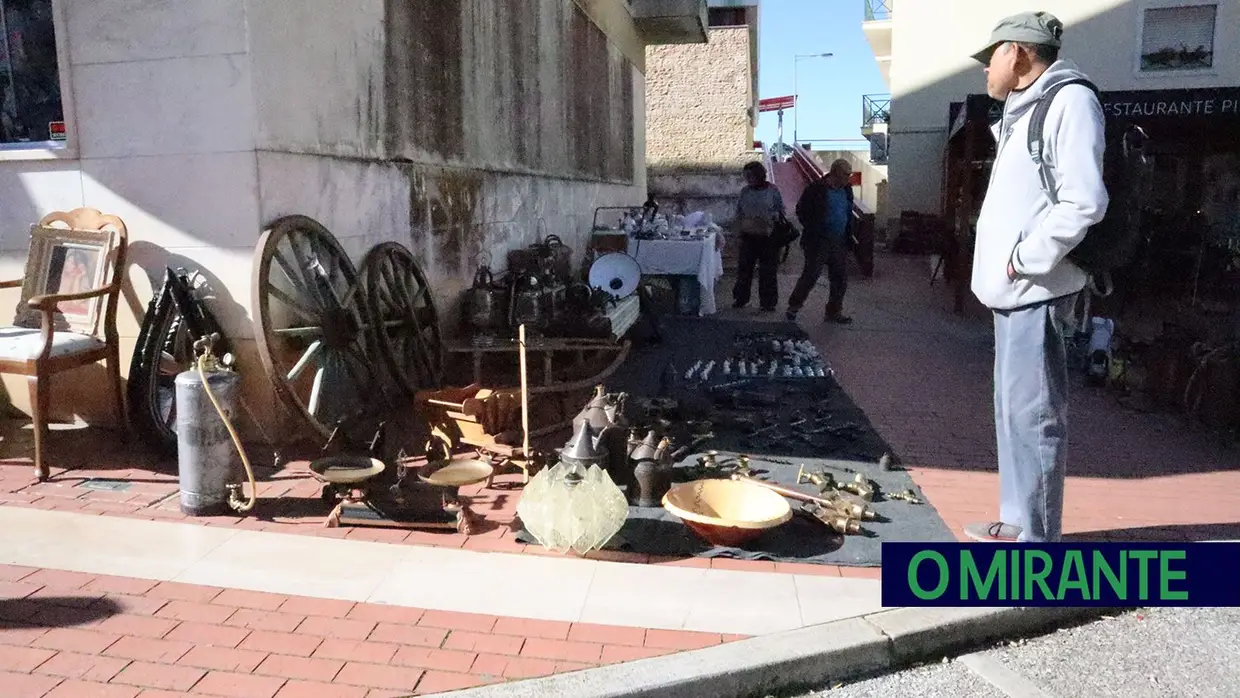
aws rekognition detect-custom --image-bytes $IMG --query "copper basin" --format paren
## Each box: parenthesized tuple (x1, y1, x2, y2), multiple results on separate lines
(662, 479, 792, 547)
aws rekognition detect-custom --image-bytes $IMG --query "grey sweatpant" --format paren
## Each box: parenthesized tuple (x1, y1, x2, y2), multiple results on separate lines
(993, 293, 1078, 543)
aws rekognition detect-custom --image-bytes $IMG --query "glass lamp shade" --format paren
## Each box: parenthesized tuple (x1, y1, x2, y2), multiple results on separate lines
(517, 461, 629, 555)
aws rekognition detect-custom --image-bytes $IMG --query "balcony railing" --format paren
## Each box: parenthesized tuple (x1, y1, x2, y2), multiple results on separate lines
(864, 0, 892, 21)
(863, 93, 890, 128)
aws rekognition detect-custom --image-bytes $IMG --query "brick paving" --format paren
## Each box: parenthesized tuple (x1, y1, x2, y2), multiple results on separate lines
(0, 564, 737, 697)
(0, 250, 1236, 696)
(793, 253, 1240, 543)
(1, 250, 1236, 568)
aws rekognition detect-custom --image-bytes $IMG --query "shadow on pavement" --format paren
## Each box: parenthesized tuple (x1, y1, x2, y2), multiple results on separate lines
(0, 595, 123, 628)
(1066, 522, 1240, 543)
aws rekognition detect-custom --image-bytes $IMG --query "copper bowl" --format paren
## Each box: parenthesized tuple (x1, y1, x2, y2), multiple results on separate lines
(662, 479, 792, 547)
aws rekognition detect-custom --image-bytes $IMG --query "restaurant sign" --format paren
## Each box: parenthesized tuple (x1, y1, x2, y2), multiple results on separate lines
(1100, 87, 1240, 120)
(957, 86, 1240, 124)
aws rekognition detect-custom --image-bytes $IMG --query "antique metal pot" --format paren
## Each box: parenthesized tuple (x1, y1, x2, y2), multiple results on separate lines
(630, 430, 671, 507)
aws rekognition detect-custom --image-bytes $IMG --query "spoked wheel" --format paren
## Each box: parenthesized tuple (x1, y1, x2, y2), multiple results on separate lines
(252, 215, 382, 440)
(359, 242, 445, 398)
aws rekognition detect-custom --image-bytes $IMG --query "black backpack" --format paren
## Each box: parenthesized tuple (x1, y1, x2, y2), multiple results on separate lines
(1027, 78, 1138, 296)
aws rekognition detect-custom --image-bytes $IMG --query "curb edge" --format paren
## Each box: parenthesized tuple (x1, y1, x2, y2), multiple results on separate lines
(423, 605, 1125, 697)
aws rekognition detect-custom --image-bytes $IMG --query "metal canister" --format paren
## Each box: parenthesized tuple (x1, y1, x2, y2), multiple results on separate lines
(175, 365, 241, 516)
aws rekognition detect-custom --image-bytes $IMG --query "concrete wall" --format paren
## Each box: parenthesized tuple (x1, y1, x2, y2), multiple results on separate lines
(0, 0, 645, 434)
(887, 0, 1240, 215)
(645, 167, 748, 228)
(246, 0, 645, 317)
(645, 26, 754, 168)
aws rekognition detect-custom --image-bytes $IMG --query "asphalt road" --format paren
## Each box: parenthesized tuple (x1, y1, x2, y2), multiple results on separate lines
(783, 607, 1240, 698)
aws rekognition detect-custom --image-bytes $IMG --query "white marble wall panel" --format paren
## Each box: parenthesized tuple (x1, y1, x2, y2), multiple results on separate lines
(73, 54, 256, 159)
(80, 152, 261, 251)
(254, 151, 410, 263)
(0, 165, 86, 253)
(246, 0, 386, 158)
(66, 0, 248, 65)
(123, 243, 257, 341)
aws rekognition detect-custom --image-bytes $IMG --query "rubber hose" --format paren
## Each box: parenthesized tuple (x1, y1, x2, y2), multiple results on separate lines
(197, 354, 257, 513)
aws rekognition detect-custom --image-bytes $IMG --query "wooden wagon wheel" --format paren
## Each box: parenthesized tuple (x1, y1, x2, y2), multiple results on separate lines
(251, 215, 381, 440)
(358, 241, 445, 398)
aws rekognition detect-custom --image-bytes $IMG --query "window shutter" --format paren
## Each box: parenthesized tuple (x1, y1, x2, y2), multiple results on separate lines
(1142, 4, 1216, 56)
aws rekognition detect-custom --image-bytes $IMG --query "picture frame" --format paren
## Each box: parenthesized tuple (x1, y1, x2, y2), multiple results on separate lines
(14, 224, 117, 335)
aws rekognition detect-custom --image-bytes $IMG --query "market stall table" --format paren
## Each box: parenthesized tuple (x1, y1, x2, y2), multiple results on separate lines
(627, 232, 723, 316)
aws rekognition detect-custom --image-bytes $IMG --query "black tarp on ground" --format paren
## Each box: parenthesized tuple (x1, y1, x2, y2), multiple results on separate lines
(518, 316, 957, 567)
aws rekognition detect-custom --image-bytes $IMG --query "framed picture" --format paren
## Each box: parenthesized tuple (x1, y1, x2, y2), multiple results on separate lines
(14, 225, 117, 334)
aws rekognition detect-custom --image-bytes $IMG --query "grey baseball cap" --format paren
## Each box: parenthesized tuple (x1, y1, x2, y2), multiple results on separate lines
(971, 11, 1065, 64)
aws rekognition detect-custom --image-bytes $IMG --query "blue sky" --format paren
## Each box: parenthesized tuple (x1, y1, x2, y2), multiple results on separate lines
(753, 0, 888, 151)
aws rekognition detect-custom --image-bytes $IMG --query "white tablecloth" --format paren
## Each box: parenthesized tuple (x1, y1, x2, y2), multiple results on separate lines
(628, 233, 724, 316)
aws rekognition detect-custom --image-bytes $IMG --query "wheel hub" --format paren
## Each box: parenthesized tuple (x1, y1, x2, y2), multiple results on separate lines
(321, 306, 360, 349)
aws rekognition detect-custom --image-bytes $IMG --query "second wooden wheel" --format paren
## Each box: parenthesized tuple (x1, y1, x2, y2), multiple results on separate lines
(359, 242, 444, 398)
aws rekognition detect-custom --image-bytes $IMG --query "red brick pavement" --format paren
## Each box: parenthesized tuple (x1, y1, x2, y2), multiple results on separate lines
(0, 564, 740, 697)
(0, 252, 1236, 575)
(797, 254, 1240, 542)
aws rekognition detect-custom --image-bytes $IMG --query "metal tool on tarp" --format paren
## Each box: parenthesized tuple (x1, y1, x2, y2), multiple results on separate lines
(729, 472, 871, 536)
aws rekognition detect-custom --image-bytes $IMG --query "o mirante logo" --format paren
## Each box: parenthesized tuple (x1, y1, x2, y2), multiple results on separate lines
(881, 543, 1240, 607)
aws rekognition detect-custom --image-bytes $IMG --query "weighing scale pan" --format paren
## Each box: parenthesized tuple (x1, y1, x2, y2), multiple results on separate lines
(310, 456, 386, 485)
(419, 458, 494, 488)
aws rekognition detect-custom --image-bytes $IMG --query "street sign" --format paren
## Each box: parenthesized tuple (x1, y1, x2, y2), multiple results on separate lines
(758, 95, 796, 112)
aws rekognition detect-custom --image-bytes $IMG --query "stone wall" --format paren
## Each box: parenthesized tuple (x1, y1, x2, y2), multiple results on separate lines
(645, 26, 753, 169)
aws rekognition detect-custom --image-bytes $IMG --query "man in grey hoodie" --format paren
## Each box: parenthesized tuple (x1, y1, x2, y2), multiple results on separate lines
(964, 12, 1109, 543)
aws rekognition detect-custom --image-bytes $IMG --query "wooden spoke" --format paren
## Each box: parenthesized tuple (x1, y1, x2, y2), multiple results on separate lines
(251, 215, 383, 440)
(358, 241, 444, 399)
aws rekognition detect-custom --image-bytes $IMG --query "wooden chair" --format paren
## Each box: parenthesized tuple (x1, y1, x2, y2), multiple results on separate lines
(0, 208, 129, 480)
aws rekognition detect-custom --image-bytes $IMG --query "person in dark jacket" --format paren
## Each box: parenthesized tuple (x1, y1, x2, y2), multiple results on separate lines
(731, 161, 786, 311)
(787, 158, 855, 324)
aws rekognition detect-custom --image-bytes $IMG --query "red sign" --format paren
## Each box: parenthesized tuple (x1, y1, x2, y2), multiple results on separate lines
(48, 121, 66, 141)
(758, 95, 796, 112)
(849, 171, 862, 187)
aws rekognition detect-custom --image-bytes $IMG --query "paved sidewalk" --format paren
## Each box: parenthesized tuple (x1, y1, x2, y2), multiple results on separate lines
(0, 507, 882, 638)
(719, 252, 1240, 543)
(0, 563, 737, 697)
(0, 505, 884, 696)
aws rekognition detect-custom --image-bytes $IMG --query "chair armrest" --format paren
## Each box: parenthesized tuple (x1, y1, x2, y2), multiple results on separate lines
(27, 284, 115, 311)
(0, 278, 22, 289)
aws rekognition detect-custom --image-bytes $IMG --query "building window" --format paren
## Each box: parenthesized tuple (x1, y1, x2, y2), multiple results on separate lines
(1140, 3, 1217, 72)
(0, 0, 64, 150)
(708, 8, 746, 28)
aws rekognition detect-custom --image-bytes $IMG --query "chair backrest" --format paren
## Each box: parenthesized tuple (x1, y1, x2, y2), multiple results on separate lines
(17, 208, 128, 338)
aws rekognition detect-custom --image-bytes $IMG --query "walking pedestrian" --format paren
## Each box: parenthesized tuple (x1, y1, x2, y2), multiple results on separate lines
(786, 158, 856, 324)
(963, 12, 1109, 543)
(731, 161, 786, 311)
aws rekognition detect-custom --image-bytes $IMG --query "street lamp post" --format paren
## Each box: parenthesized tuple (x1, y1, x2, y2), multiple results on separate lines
(794, 52, 834, 147)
